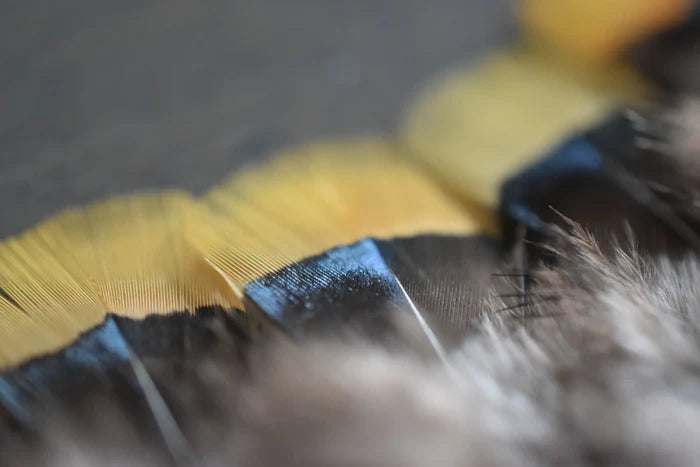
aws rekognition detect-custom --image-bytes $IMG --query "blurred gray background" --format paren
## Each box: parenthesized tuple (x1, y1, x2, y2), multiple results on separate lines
(0, 0, 515, 237)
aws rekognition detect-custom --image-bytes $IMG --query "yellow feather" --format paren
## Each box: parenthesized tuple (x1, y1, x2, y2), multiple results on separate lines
(191, 137, 493, 303)
(0, 236, 106, 367)
(32, 191, 237, 317)
(0, 192, 237, 366)
(520, 0, 693, 63)
(401, 47, 649, 208)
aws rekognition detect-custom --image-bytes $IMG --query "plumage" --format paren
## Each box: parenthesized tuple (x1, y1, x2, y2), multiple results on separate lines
(3, 1, 700, 466)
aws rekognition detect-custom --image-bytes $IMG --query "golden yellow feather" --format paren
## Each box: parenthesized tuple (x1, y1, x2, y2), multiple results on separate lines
(191, 137, 492, 307)
(401, 48, 649, 207)
(0, 192, 238, 367)
(520, 0, 693, 62)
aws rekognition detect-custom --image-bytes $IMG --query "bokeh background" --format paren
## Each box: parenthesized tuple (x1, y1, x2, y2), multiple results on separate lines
(1, 0, 515, 237)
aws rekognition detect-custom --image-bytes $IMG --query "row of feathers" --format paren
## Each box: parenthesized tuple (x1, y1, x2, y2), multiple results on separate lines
(4, 0, 700, 465)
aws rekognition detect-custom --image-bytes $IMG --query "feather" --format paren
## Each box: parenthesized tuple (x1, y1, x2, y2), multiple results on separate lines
(520, 0, 694, 62)
(0, 193, 236, 368)
(400, 47, 647, 208)
(193, 137, 492, 299)
(629, 7, 700, 93)
(3, 2, 700, 464)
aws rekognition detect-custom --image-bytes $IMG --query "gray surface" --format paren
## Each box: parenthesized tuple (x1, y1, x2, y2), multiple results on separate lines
(0, 0, 515, 238)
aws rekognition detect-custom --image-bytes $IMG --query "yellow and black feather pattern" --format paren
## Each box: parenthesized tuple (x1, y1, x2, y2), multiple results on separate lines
(4, 1, 700, 465)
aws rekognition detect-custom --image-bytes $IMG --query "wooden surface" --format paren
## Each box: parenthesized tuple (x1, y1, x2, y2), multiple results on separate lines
(0, 0, 515, 238)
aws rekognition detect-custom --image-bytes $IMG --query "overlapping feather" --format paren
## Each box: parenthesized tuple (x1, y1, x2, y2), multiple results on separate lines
(0, 0, 689, 371)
